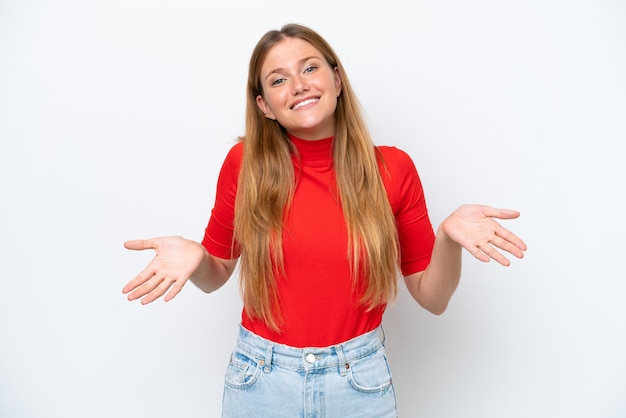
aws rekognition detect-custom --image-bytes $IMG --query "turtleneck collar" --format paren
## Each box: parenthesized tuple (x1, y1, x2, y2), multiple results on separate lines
(288, 133, 334, 167)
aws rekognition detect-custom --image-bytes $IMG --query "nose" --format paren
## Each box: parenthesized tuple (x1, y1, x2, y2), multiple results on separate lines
(291, 75, 309, 95)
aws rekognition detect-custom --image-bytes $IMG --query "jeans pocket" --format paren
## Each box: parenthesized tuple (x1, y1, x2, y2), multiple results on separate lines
(347, 348, 393, 394)
(224, 350, 262, 390)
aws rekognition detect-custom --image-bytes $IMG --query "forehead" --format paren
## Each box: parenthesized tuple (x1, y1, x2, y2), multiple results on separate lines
(261, 37, 323, 73)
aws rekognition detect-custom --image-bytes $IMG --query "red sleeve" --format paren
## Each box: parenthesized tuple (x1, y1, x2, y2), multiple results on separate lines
(201, 142, 243, 259)
(378, 146, 435, 275)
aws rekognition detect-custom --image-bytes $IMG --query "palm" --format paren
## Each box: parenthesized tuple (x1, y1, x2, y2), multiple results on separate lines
(442, 204, 526, 266)
(122, 236, 204, 304)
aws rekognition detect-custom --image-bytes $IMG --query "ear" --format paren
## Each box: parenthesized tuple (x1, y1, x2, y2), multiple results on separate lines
(256, 95, 275, 120)
(334, 67, 342, 96)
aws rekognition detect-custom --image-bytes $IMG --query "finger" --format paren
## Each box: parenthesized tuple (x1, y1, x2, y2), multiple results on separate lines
(163, 280, 185, 302)
(495, 228, 527, 254)
(486, 235, 521, 260)
(141, 277, 176, 305)
(127, 274, 166, 302)
(122, 265, 157, 294)
(124, 239, 157, 251)
(464, 243, 491, 263)
(478, 242, 511, 266)
(483, 207, 521, 220)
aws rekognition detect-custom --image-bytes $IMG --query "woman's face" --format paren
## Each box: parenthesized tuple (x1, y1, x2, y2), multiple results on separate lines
(256, 37, 342, 140)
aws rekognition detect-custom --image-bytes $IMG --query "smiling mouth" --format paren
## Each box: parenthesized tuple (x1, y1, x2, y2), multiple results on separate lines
(291, 97, 319, 110)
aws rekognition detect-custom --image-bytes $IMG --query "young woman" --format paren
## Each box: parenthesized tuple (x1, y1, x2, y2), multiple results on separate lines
(122, 23, 527, 417)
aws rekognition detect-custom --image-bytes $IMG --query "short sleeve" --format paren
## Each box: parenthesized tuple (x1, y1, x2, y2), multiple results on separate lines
(378, 146, 435, 275)
(201, 142, 243, 259)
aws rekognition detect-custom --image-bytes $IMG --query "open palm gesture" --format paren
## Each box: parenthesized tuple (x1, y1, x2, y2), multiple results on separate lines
(442, 204, 527, 266)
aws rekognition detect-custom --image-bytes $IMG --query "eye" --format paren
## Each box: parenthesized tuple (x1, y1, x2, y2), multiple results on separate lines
(271, 77, 286, 86)
(304, 65, 318, 74)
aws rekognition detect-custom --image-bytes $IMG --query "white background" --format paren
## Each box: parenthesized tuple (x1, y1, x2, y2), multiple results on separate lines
(1, 0, 625, 417)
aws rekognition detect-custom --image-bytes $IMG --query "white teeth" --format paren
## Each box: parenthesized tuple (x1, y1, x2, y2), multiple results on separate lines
(292, 98, 318, 110)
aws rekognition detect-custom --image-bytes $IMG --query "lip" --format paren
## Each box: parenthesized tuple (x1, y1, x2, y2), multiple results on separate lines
(290, 96, 320, 110)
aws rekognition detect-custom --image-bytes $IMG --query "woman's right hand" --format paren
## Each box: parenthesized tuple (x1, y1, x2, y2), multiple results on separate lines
(122, 236, 206, 304)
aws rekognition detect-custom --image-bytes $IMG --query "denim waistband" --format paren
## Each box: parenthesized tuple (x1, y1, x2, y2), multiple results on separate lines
(234, 325, 386, 374)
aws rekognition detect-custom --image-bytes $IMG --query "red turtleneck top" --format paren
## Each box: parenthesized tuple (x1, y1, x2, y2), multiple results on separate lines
(202, 135, 435, 347)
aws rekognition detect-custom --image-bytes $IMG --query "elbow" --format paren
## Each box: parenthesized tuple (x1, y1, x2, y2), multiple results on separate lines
(408, 286, 451, 315)
(426, 301, 449, 316)
(413, 296, 449, 315)
(190, 280, 215, 294)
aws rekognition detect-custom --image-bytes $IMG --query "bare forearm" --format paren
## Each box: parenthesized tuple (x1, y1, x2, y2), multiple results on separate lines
(403, 204, 527, 314)
(404, 223, 462, 315)
(189, 244, 237, 293)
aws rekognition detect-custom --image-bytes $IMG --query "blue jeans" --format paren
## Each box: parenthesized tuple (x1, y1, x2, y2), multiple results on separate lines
(221, 325, 398, 417)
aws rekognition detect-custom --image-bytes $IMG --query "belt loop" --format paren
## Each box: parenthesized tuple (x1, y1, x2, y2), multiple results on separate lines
(379, 325, 387, 347)
(263, 344, 273, 373)
(334, 345, 348, 377)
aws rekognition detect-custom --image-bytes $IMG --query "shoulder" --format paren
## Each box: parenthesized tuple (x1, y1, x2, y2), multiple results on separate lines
(375, 145, 428, 215)
(226, 140, 244, 160)
(376, 145, 417, 174)
(221, 140, 244, 171)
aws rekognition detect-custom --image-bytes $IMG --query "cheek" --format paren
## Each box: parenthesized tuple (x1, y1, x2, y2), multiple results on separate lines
(264, 92, 285, 112)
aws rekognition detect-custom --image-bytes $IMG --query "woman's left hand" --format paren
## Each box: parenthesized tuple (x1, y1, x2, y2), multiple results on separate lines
(441, 204, 527, 266)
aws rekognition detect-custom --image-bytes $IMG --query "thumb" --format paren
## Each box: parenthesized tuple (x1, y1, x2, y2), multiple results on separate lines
(124, 238, 157, 251)
(482, 206, 521, 220)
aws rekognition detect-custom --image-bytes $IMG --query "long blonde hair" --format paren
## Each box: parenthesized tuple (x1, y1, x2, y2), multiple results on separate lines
(234, 23, 399, 332)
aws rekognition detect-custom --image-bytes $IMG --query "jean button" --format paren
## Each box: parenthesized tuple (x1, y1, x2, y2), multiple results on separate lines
(305, 353, 316, 363)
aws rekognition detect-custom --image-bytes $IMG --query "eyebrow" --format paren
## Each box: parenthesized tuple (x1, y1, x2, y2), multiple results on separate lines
(263, 55, 321, 82)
